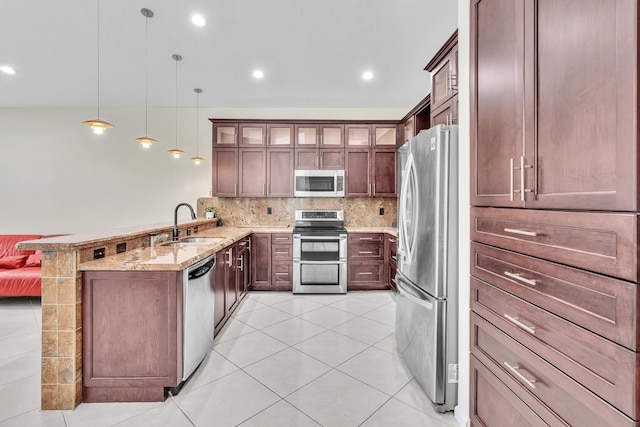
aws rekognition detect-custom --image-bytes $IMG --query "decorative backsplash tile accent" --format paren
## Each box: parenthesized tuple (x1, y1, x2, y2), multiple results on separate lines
(197, 197, 397, 228)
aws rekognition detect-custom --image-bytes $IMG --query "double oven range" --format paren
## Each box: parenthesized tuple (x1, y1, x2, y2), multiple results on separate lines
(293, 209, 347, 294)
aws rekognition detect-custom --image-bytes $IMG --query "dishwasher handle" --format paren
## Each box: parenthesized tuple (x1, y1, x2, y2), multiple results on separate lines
(188, 255, 216, 280)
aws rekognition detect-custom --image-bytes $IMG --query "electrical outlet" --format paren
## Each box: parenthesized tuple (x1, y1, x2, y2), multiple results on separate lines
(267, 207, 272, 214)
(186, 228, 192, 236)
(93, 248, 105, 259)
(379, 207, 384, 215)
(116, 242, 126, 253)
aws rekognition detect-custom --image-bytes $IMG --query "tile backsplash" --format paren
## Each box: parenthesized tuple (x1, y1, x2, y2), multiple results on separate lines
(197, 197, 397, 228)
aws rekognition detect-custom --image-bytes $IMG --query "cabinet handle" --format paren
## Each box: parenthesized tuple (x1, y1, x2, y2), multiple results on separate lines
(275, 272, 288, 276)
(359, 272, 373, 275)
(274, 237, 289, 240)
(275, 251, 289, 254)
(320, 156, 323, 168)
(503, 228, 538, 237)
(359, 237, 375, 240)
(235, 183, 238, 196)
(359, 251, 374, 254)
(504, 271, 537, 287)
(373, 183, 376, 195)
(509, 158, 515, 202)
(504, 362, 537, 390)
(520, 156, 533, 202)
(504, 314, 536, 335)
(226, 250, 233, 267)
(237, 256, 244, 272)
(389, 239, 397, 243)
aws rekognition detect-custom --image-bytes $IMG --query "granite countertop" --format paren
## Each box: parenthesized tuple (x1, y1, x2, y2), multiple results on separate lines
(18, 220, 394, 272)
(78, 226, 294, 272)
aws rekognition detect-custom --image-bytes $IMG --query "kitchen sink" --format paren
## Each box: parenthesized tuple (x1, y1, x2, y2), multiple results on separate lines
(161, 237, 226, 247)
(179, 237, 226, 244)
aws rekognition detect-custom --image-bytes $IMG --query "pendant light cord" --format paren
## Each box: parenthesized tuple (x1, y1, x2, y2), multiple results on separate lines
(195, 91, 199, 157)
(144, 13, 149, 136)
(175, 56, 178, 149)
(96, 0, 101, 119)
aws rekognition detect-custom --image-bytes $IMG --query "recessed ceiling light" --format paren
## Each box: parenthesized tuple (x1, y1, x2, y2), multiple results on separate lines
(191, 14, 206, 27)
(0, 65, 16, 75)
(362, 71, 374, 80)
(253, 70, 264, 79)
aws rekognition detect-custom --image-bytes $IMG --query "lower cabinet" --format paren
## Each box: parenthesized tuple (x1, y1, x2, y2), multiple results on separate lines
(251, 233, 293, 291)
(348, 233, 387, 290)
(214, 239, 249, 336)
(384, 234, 397, 290)
(82, 270, 182, 402)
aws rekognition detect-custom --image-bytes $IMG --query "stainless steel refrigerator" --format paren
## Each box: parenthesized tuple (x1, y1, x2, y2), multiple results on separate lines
(396, 124, 458, 412)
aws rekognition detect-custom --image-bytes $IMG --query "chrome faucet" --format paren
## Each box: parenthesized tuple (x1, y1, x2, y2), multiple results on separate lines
(173, 203, 196, 241)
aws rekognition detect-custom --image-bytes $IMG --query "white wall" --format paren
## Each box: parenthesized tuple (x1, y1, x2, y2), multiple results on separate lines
(455, 0, 471, 425)
(0, 106, 405, 234)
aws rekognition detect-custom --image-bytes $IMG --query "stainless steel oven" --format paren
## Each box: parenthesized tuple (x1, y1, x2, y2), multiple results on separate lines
(292, 210, 347, 294)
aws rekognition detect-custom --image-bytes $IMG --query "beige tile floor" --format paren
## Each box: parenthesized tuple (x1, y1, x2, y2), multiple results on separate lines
(0, 292, 459, 427)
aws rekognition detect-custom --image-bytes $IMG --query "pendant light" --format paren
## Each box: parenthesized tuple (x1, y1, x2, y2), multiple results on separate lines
(168, 54, 185, 159)
(135, 8, 156, 148)
(190, 88, 204, 165)
(82, 0, 114, 135)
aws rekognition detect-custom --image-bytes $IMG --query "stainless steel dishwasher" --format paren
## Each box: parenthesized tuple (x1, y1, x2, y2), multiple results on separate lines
(181, 254, 216, 383)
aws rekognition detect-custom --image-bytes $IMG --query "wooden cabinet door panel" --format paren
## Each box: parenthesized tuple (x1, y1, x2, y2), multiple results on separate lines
(213, 124, 238, 146)
(472, 278, 638, 418)
(239, 123, 266, 147)
(431, 97, 458, 127)
(214, 249, 227, 331)
(251, 233, 271, 288)
(83, 271, 181, 389)
(471, 207, 637, 281)
(472, 313, 635, 427)
(294, 148, 319, 170)
(267, 124, 293, 147)
(272, 234, 293, 245)
(348, 261, 385, 289)
(470, 0, 525, 208)
(267, 149, 293, 197)
(470, 355, 554, 427)
(345, 149, 371, 197)
(272, 261, 292, 290)
(471, 242, 639, 350)
(225, 246, 238, 312)
(372, 149, 397, 197)
(238, 148, 266, 197)
(272, 244, 292, 261)
(525, 0, 637, 211)
(319, 148, 345, 170)
(212, 148, 238, 197)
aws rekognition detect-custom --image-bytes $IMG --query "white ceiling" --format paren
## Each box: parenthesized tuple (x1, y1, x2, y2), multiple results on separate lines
(0, 0, 457, 110)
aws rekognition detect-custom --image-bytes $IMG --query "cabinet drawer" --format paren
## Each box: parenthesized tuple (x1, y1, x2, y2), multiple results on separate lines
(348, 261, 384, 288)
(272, 244, 292, 261)
(272, 261, 292, 287)
(471, 207, 637, 281)
(472, 277, 638, 418)
(348, 233, 384, 244)
(471, 313, 635, 427)
(348, 243, 384, 259)
(470, 355, 552, 427)
(271, 234, 293, 245)
(471, 242, 639, 350)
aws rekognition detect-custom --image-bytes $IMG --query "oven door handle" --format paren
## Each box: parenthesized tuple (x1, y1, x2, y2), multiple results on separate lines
(293, 260, 346, 265)
(293, 234, 347, 240)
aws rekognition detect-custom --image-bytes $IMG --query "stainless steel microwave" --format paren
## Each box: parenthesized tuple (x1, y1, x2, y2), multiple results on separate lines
(294, 170, 345, 197)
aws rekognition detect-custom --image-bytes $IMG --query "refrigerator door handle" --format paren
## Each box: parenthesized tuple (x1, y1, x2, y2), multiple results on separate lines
(397, 279, 433, 310)
(399, 153, 418, 263)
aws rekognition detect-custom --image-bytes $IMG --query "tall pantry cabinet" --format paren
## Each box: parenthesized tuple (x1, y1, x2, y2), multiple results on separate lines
(469, 1, 640, 426)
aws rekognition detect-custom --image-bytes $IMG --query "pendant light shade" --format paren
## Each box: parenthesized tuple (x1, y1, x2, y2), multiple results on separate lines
(83, 0, 114, 135)
(136, 8, 156, 148)
(191, 88, 204, 165)
(168, 54, 184, 159)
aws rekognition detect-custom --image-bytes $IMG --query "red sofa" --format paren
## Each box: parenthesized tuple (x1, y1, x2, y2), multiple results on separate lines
(0, 234, 43, 297)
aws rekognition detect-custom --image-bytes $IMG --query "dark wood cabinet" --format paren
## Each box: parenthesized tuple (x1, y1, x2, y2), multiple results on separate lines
(251, 233, 271, 289)
(82, 270, 182, 402)
(401, 95, 430, 144)
(345, 149, 371, 197)
(238, 148, 267, 197)
(267, 149, 294, 197)
(426, 30, 458, 130)
(237, 237, 250, 298)
(267, 123, 293, 147)
(293, 147, 345, 170)
(213, 123, 238, 147)
(384, 234, 397, 290)
(348, 233, 386, 290)
(372, 149, 397, 197)
(470, 1, 640, 424)
(471, 0, 637, 211)
(212, 148, 238, 197)
(239, 123, 266, 147)
(214, 249, 227, 333)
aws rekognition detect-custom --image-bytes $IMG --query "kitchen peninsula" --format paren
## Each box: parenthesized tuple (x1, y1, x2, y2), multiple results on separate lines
(17, 212, 396, 409)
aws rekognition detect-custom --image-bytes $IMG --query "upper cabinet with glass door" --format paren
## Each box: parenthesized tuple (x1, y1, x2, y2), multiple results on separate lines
(346, 124, 398, 147)
(239, 123, 266, 147)
(267, 124, 293, 147)
(295, 124, 344, 148)
(213, 123, 238, 146)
